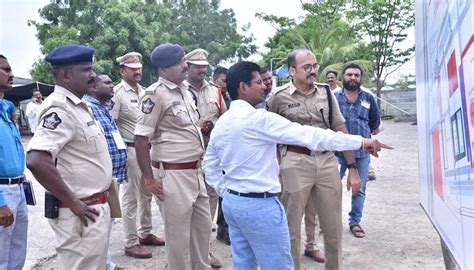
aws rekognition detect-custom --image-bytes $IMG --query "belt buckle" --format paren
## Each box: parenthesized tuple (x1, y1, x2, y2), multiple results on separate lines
(8, 178, 12, 185)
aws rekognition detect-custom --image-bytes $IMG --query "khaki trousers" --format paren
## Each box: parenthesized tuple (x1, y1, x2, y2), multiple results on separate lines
(49, 203, 111, 270)
(280, 151, 342, 270)
(120, 146, 154, 247)
(152, 165, 212, 270)
(304, 193, 321, 252)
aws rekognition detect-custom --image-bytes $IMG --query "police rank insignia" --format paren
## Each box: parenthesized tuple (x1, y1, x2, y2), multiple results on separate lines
(42, 112, 62, 130)
(141, 98, 155, 114)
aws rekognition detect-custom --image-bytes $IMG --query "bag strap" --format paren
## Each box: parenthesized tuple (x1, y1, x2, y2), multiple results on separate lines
(324, 85, 333, 129)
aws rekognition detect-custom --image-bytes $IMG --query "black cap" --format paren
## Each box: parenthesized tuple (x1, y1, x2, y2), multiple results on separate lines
(150, 43, 184, 68)
(45, 44, 95, 66)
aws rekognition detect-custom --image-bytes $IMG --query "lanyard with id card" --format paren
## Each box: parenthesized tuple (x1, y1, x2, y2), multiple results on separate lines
(112, 130, 126, 150)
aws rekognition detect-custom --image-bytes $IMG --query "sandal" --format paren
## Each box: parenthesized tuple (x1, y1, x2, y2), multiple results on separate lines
(350, 224, 366, 238)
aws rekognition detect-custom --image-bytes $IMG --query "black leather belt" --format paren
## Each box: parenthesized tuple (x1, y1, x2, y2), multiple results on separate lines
(0, 175, 26, 185)
(227, 189, 279, 198)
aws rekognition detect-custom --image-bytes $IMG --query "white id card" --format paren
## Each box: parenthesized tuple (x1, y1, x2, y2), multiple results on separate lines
(112, 131, 126, 150)
(361, 101, 370, 109)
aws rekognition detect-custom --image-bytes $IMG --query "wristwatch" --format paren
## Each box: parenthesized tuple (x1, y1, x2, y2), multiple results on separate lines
(347, 163, 357, 169)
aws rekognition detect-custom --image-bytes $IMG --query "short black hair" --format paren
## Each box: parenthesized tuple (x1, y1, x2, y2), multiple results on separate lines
(343, 63, 363, 76)
(259, 67, 269, 74)
(226, 61, 261, 101)
(287, 48, 311, 67)
(326, 70, 338, 78)
(212, 67, 228, 81)
(95, 71, 111, 78)
(31, 88, 41, 95)
(0, 55, 6, 60)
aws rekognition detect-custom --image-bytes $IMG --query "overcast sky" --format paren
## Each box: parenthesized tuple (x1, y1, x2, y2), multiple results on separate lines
(0, 0, 413, 81)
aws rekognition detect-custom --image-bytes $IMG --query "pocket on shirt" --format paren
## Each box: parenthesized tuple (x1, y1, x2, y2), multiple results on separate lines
(171, 105, 192, 127)
(357, 106, 369, 121)
(207, 100, 219, 116)
(82, 125, 102, 153)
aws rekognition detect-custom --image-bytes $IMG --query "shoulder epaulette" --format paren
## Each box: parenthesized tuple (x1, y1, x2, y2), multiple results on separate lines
(270, 83, 290, 97)
(44, 93, 67, 109)
(144, 82, 161, 94)
(113, 83, 126, 93)
(314, 82, 330, 89)
(37, 93, 67, 119)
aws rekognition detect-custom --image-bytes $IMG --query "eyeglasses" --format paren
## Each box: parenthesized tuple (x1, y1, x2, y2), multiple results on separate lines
(293, 63, 320, 72)
(251, 79, 263, 85)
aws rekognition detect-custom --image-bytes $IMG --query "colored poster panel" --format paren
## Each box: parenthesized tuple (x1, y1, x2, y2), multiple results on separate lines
(447, 51, 459, 96)
(416, 1, 474, 269)
(461, 36, 474, 166)
(432, 128, 444, 199)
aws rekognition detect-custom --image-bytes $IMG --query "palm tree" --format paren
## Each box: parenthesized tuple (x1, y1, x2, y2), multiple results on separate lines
(298, 20, 373, 83)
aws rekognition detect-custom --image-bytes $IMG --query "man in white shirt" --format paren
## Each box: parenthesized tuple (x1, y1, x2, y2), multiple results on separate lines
(25, 89, 43, 134)
(326, 70, 342, 94)
(202, 61, 390, 269)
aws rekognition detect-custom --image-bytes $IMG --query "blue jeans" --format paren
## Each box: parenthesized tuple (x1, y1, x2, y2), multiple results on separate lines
(222, 192, 294, 270)
(0, 184, 28, 270)
(338, 156, 370, 225)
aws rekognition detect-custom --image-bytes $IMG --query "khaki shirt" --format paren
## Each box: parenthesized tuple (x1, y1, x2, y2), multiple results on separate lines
(27, 86, 112, 198)
(134, 77, 204, 163)
(267, 81, 345, 129)
(109, 80, 144, 143)
(185, 80, 227, 124)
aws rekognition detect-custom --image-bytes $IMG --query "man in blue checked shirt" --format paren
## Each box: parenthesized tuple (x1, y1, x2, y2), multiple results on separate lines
(0, 54, 28, 269)
(334, 63, 381, 239)
(84, 71, 127, 270)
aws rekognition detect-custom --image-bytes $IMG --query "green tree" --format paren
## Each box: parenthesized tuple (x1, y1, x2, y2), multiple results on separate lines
(29, 0, 255, 85)
(348, 0, 415, 99)
(165, 0, 256, 66)
(257, 0, 372, 83)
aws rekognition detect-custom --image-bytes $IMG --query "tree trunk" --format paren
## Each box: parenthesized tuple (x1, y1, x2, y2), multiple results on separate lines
(376, 79, 382, 110)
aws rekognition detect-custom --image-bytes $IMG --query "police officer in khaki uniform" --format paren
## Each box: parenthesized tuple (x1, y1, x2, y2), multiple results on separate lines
(110, 52, 165, 259)
(26, 44, 112, 269)
(267, 48, 361, 270)
(184, 48, 227, 224)
(134, 43, 215, 269)
(184, 48, 224, 268)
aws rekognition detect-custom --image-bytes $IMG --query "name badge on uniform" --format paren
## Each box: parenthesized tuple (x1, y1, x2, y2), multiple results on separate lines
(112, 131, 126, 150)
(130, 99, 138, 103)
(87, 120, 95, 126)
(288, 103, 301, 108)
(361, 101, 370, 109)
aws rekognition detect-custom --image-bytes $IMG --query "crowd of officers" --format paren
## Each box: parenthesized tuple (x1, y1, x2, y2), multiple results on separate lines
(0, 42, 381, 270)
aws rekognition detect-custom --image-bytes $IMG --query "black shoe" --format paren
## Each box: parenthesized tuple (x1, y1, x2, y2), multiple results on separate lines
(216, 233, 231, 245)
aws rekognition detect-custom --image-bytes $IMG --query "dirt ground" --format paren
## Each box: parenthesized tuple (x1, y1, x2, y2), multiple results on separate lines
(25, 120, 445, 269)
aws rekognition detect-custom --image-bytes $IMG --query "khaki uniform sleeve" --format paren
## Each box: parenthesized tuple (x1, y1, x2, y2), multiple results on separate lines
(220, 90, 228, 114)
(266, 93, 279, 114)
(26, 106, 75, 159)
(109, 88, 122, 119)
(330, 91, 345, 127)
(134, 92, 163, 138)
